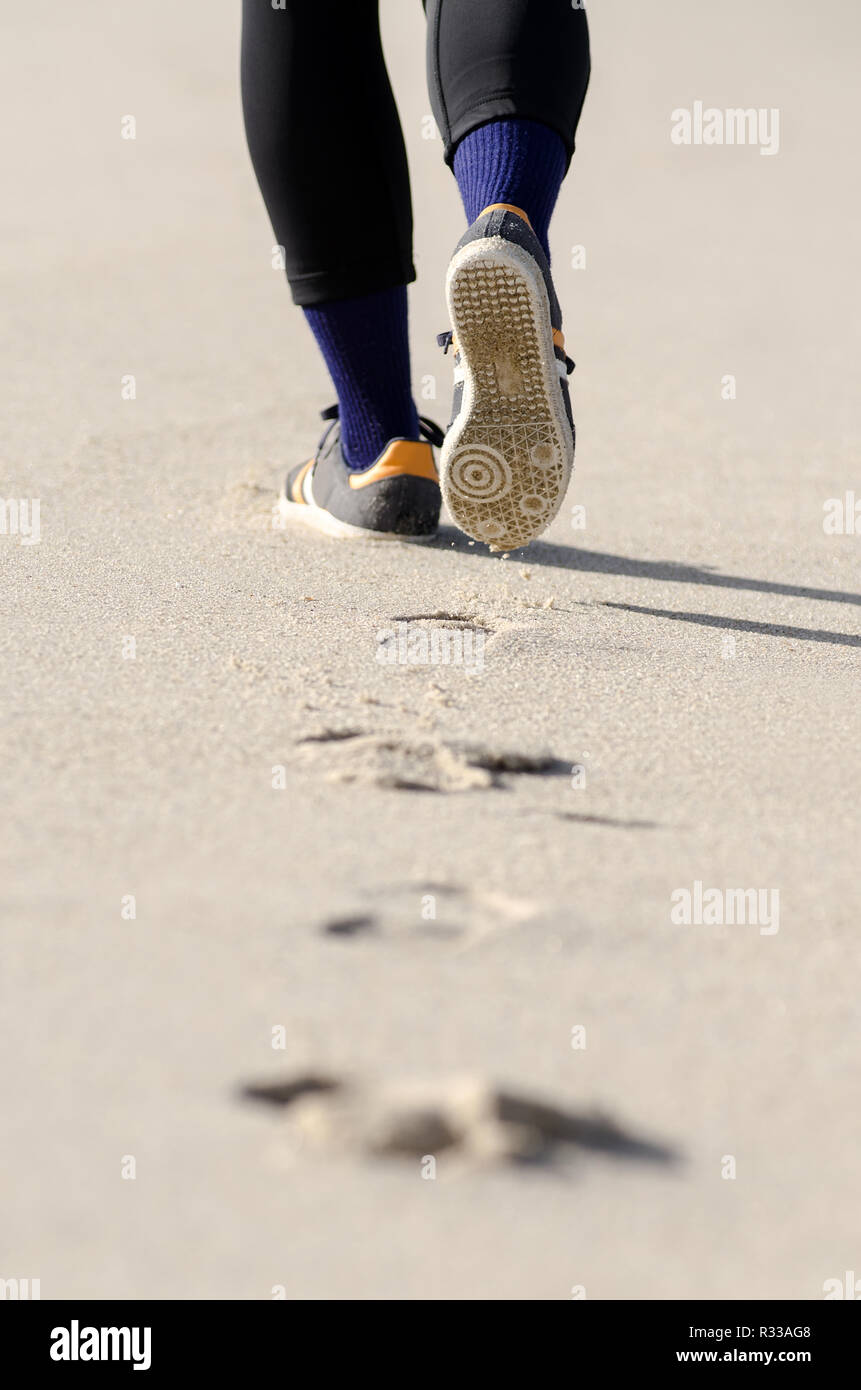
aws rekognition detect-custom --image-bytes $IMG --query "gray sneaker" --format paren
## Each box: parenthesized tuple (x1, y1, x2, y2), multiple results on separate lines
(280, 407, 444, 541)
(438, 202, 576, 551)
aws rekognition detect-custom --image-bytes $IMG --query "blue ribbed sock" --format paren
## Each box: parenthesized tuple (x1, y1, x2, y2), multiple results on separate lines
(453, 118, 567, 261)
(303, 285, 419, 470)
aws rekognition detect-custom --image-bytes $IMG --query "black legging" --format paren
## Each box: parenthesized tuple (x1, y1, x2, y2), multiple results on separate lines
(240, 1, 590, 306)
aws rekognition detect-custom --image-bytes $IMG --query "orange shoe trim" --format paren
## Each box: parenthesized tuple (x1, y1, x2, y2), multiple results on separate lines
(290, 458, 314, 504)
(479, 202, 534, 230)
(348, 440, 438, 491)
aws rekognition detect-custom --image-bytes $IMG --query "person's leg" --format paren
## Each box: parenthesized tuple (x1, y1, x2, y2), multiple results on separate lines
(424, 0, 591, 551)
(303, 287, 419, 470)
(240, 0, 419, 468)
(425, 0, 590, 248)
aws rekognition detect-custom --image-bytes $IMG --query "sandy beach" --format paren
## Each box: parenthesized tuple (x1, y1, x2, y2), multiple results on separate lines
(2, 0, 859, 1299)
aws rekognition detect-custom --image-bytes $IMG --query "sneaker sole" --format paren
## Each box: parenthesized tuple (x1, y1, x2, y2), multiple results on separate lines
(440, 238, 574, 551)
(278, 491, 436, 543)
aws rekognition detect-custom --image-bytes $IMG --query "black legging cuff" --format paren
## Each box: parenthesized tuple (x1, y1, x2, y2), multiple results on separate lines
(241, 1, 590, 306)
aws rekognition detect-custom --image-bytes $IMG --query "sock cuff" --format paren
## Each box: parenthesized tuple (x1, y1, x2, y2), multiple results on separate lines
(452, 118, 567, 259)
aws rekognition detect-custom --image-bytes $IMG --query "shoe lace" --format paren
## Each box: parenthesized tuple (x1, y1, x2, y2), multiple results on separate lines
(318, 403, 445, 450)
